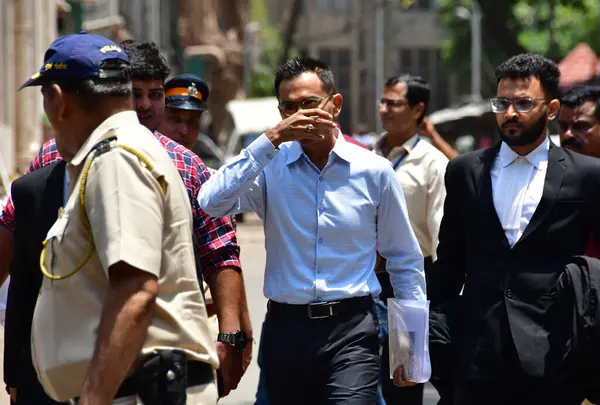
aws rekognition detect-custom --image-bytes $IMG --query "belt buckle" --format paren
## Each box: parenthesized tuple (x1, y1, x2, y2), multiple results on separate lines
(307, 301, 339, 319)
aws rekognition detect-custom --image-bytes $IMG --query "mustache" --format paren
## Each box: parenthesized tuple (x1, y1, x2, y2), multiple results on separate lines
(501, 119, 523, 129)
(562, 137, 583, 149)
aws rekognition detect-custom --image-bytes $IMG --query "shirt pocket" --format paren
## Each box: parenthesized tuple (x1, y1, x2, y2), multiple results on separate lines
(42, 212, 71, 279)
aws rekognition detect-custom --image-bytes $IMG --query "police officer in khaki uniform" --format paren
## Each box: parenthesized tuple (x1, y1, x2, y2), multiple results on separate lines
(159, 73, 210, 151)
(21, 33, 219, 405)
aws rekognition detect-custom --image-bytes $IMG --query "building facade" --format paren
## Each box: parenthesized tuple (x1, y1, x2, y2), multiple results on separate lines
(0, 0, 58, 175)
(82, 0, 178, 71)
(268, 0, 454, 134)
(0, 0, 179, 176)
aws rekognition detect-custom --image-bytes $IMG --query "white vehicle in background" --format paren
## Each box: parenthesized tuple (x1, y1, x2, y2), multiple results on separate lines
(193, 97, 280, 173)
(223, 97, 281, 164)
(216, 97, 281, 223)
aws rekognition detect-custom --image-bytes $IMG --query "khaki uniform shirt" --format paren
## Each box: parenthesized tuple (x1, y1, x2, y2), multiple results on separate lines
(375, 134, 448, 261)
(32, 111, 218, 402)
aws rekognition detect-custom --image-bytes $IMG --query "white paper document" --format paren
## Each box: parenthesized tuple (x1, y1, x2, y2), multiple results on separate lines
(388, 298, 431, 383)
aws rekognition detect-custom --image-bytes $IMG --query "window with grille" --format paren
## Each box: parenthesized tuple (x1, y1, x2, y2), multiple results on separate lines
(319, 47, 351, 134)
(397, 48, 450, 111)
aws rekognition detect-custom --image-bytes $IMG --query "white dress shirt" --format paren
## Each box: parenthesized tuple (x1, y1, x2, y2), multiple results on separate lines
(374, 134, 448, 261)
(199, 131, 425, 304)
(491, 137, 549, 247)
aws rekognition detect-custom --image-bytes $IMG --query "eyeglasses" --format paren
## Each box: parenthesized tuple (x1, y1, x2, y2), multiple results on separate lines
(278, 94, 333, 117)
(379, 98, 408, 108)
(558, 120, 595, 137)
(490, 97, 546, 113)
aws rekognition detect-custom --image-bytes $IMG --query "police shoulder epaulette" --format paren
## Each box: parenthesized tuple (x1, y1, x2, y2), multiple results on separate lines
(89, 129, 119, 159)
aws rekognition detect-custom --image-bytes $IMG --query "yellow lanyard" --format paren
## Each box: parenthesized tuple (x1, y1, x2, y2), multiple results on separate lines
(39, 134, 167, 281)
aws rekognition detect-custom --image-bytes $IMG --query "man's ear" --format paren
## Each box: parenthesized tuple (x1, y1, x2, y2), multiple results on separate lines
(412, 102, 425, 123)
(51, 84, 70, 122)
(332, 93, 343, 118)
(547, 99, 560, 120)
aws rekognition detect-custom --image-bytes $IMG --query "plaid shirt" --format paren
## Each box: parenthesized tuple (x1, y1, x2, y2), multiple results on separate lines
(0, 133, 240, 278)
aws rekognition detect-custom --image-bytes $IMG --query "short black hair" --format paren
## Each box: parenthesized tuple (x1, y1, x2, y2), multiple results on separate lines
(561, 85, 600, 121)
(385, 74, 430, 124)
(45, 59, 132, 111)
(495, 53, 560, 100)
(120, 40, 170, 82)
(274, 56, 336, 98)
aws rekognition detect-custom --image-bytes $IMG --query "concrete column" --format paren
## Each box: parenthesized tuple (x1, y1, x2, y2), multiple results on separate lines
(349, 0, 360, 133)
(15, 0, 40, 173)
(13, 0, 56, 172)
(0, 0, 16, 175)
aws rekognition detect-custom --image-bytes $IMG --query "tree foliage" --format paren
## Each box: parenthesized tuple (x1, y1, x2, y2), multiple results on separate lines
(438, 0, 600, 97)
(247, 25, 283, 98)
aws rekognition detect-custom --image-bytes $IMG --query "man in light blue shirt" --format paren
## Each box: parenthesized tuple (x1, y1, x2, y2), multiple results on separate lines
(199, 56, 425, 405)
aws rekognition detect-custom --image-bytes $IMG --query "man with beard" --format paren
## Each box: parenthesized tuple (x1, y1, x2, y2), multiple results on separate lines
(428, 53, 600, 405)
(559, 84, 600, 158)
(1, 40, 249, 404)
(559, 85, 600, 261)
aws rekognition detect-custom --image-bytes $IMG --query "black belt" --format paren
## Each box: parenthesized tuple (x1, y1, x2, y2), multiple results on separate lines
(116, 360, 213, 398)
(267, 296, 373, 320)
(69, 360, 213, 403)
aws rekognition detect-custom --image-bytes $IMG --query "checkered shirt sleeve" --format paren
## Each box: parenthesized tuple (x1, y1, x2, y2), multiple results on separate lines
(0, 139, 62, 231)
(155, 133, 241, 279)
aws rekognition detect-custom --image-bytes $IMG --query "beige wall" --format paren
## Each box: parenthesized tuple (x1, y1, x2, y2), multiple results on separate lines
(0, 0, 16, 175)
(0, 0, 57, 175)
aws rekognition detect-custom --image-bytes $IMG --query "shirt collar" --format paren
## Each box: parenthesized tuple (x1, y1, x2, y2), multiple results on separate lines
(331, 129, 353, 163)
(499, 135, 549, 170)
(70, 111, 140, 166)
(374, 133, 419, 159)
(285, 129, 352, 165)
(401, 134, 420, 153)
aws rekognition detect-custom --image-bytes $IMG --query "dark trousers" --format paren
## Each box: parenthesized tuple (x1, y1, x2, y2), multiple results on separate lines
(260, 300, 380, 405)
(455, 338, 587, 405)
(13, 352, 65, 405)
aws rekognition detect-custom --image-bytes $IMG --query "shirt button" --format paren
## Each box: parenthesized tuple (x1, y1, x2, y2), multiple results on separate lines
(318, 176, 324, 182)
(266, 153, 272, 159)
(319, 206, 324, 213)
(506, 289, 513, 298)
(318, 237, 323, 244)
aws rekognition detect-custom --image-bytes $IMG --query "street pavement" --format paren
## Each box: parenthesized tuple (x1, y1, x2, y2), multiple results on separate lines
(220, 214, 440, 405)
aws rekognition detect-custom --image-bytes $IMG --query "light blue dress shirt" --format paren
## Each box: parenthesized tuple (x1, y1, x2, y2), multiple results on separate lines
(199, 132, 425, 304)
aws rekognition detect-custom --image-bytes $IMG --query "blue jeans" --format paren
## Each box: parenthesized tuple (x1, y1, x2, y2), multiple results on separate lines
(255, 320, 270, 405)
(373, 298, 388, 405)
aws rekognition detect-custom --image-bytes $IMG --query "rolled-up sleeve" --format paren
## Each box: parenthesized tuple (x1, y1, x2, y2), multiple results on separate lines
(377, 165, 426, 301)
(0, 197, 16, 232)
(198, 134, 277, 219)
(84, 149, 165, 277)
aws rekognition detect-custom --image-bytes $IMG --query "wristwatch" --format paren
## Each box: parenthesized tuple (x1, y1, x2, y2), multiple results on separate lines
(217, 330, 248, 352)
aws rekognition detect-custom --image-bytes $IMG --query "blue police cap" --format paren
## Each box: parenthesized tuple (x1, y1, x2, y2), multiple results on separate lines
(164, 74, 209, 111)
(18, 32, 130, 91)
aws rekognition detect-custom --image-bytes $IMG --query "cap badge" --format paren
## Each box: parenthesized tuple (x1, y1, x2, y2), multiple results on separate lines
(187, 83, 198, 97)
(100, 45, 122, 54)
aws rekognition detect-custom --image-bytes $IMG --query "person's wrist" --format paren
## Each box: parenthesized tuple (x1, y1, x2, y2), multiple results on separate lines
(266, 128, 284, 148)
